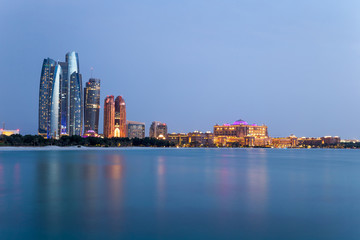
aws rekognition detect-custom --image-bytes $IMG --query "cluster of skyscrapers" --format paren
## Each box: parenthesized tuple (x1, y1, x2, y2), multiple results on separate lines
(38, 51, 164, 140)
(38, 52, 83, 139)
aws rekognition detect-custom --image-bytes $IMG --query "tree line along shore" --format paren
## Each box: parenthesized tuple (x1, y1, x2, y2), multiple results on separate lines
(0, 135, 174, 147)
(1, 134, 360, 149)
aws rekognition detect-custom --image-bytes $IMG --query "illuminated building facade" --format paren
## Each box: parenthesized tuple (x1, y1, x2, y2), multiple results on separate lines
(298, 137, 323, 147)
(214, 119, 269, 146)
(38, 51, 83, 139)
(0, 129, 20, 136)
(49, 64, 62, 139)
(68, 72, 83, 136)
(84, 78, 100, 134)
(167, 133, 189, 146)
(114, 96, 127, 137)
(188, 131, 214, 146)
(271, 135, 298, 148)
(83, 130, 100, 138)
(127, 121, 145, 139)
(149, 121, 167, 139)
(167, 131, 214, 146)
(103, 96, 115, 138)
(297, 136, 341, 147)
(321, 136, 340, 145)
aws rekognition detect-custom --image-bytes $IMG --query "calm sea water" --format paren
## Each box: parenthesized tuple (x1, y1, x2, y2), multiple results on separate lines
(0, 148, 359, 240)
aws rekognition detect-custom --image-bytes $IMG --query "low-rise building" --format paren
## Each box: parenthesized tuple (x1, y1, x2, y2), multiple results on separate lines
(214, 119, 269, 147)
(167, 133, 189, 146)
(271, 135, 298, 148)
(321, 136, 340, 145)
(83, 130, 100, 138)
(340, 139, 359, 144)
(150, 121, 167, 139)
(298, 137, 323, 147)
(127, 121, 145, 139)
(167, 131, 214, 147)
(0, 129, 20, 136)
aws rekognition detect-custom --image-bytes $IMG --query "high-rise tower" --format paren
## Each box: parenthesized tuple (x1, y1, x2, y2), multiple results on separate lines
(84, 78, 100, 134)
(49, 64, 62, 139)
(69, 72, 83, 136)
(104, 96, 115, 138)
(114, 96, 127, 137)
(64, 51, 82, 136)
(38, 58, 62, 139)
(39, 58, 56, 138)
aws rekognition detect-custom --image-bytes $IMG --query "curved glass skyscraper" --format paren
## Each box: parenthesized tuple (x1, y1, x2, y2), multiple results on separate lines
(61, 51, 82, 136)
(38, 52, 83, 139)
(38, 58, 56, 138)
(49, 64, 62, 139)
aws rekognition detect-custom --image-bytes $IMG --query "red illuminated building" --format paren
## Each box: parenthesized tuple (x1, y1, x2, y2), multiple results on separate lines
(114, 96, 127, 137)
(103, 95, 115, 138)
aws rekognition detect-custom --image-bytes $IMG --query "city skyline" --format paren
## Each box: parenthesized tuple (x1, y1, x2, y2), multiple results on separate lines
(1, 1, 360, 138)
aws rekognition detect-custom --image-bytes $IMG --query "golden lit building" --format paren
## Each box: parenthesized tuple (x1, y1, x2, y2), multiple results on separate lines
(168, 131, 214, 147)
(103, 95, 115, 138)
(188, 131, 214, 146)
(114, 96, 127, 137)
(297, 136, 341, 147)
(167, 133, 189, 146)
(298, 137, 322, 147)
(271, 135, 298, 148)
(0, 129, 20, 136)
(214, 119, 269, 146)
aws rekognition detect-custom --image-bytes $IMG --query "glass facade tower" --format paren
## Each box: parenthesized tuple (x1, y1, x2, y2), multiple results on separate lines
(38, 58, 56, 138)
(59, 61, 68, 135)
(60, 51, 82, 136)
(69, 72, 83, 136)
(49, 64, 62, 139)
(127, 121, 145, 139)
(84, 78, 100, 134)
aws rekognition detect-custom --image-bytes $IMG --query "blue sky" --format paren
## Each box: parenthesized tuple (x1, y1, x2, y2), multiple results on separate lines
(1, 0, 360, 138)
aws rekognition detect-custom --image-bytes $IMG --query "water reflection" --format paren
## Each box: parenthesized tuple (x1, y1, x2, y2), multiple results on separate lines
(104, 154, 124, 227)
(1, 149, 360, 239)
(13, 163, 21, 186)
(105, 154, 124, 179)
(33, 151, 126, 234)
(157, 156, 166, 207)
(36, 151, 62, 233)
(246, 150, 268, 222)
(0, 162, 3, 186)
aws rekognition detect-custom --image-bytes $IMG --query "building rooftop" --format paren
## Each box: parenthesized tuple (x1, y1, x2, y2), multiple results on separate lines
(127, 121, 145, 125)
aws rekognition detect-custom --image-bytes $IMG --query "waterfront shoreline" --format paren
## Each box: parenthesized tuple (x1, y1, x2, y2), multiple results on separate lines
(0, 146, 357, 151)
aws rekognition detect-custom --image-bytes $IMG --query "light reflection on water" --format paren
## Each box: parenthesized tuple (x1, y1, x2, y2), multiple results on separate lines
(0, 149, 359, 239)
